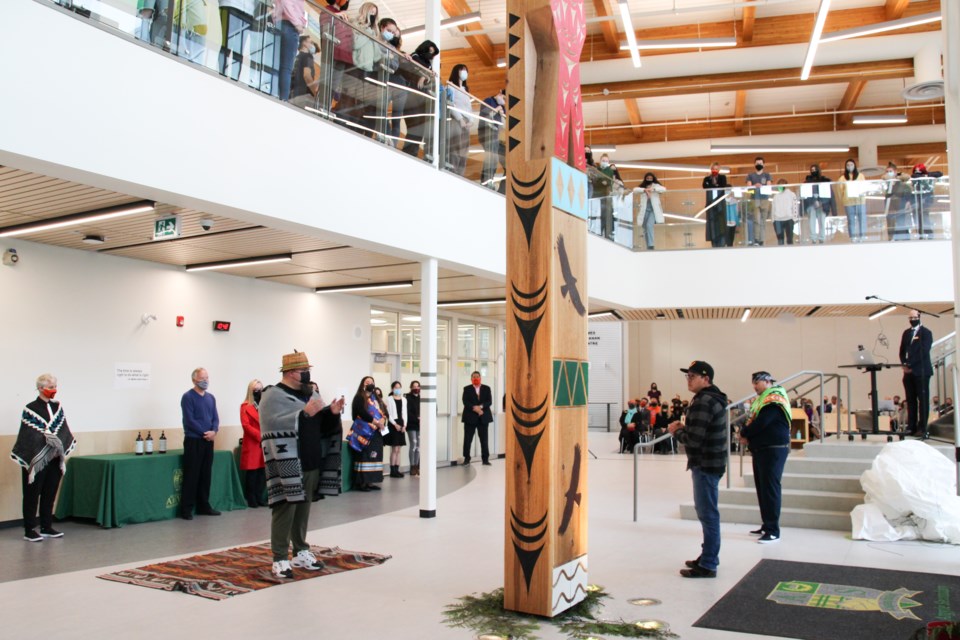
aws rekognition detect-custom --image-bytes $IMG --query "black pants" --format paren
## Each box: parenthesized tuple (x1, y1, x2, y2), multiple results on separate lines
(903, 372, 932, 434)
(463, 422, 490, 463)
(22, 463, 62, 532)
(181, 437, 214, 515)
(751, 446, 789, 537)
(243, 467, 266, 506)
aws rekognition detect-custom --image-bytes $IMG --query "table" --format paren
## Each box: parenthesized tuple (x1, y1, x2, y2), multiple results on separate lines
(55, 450, 246, 528)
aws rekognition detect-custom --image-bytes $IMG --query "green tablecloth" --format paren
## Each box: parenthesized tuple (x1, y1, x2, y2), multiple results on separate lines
(55, 449, 246, 528)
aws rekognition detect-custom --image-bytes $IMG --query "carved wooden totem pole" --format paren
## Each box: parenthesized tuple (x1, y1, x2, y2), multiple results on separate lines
(504, 0, 589, 618)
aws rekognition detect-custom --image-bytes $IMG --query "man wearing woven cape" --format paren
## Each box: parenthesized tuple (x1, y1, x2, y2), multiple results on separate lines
(260, 350, 344, 579)
(740, 371, 792, 544)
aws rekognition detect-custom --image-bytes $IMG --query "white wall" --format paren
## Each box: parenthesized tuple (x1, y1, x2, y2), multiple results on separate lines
(0, 238, 371, 435)
(624, 314, 955, 410)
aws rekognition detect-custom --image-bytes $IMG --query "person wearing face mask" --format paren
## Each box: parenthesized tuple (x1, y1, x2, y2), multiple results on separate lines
(398, 40, 439, 157)
(838, 158, 867, 242)
(319, 0, 353, 114)
(343, 2, 384, 136)
(478, 88, 507, 188)
(290, 35, 321, 108)
(378, 18, 407, 146)
(588, 153, 617, 239)
(899, 311, 934, 439)
(180, 367, 220, 520)
(884, 163, 912, 241)
(703, 162, 729, 247)
(633, 172, 666, 250)
(911, 163, 943, 240)
(802, 163, 832, 244)
(618, 399, 640, 454)
(405, 381, 422, 476)
(461, 371, 493, 465)
(745, 157, 773, 246)
(445, 64, 476, 176)
(13, 373, 76, 542)
(240, 379, 267, 508)
(351, 375, 387, 490)
(260, 351, 343, 578)
(384, 381, 408, 477)
(770, 178, 798, 245)
(273, 0, 307, 101)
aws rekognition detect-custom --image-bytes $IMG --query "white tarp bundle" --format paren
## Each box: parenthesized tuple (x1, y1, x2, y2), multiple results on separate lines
(851, 440, 960, 544)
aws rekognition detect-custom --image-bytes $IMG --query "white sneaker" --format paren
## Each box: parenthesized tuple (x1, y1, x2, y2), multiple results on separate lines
(271, 560, 294, 579)
(290, 549, 322, 571)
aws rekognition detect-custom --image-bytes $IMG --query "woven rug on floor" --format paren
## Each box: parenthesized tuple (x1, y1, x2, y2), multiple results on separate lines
(97, 543, 391, 600)
(694, 559, 960, 640)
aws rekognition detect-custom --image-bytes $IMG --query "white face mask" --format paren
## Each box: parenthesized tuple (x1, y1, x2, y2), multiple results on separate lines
(495, 94, 505, 106)
(309, 44, 317, 54)
(885, 171, 895, 178)
(382, 30, 394, 42)
(846, 165, 855, 172)
(459, 69, 468, 82)
(600, 161, 609, 168)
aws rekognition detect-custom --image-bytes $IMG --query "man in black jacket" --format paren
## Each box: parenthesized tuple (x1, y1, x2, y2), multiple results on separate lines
(668, 361, 728, 578)
(900, 310, 934, 438)
(461, 371, 493, 465)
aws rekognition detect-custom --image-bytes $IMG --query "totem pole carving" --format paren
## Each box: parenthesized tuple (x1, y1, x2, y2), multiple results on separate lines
(504, 0, 589, 618)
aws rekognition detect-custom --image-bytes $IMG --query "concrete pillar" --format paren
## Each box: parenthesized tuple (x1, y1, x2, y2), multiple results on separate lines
(419, 258, 438, 517)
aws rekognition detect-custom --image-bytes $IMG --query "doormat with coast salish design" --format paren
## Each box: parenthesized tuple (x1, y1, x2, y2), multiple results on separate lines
(693, 559, 960, 640)
(98, 543, 390, 600)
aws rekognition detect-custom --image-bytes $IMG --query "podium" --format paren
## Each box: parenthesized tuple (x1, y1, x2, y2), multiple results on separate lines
(837, 362, 901, 433)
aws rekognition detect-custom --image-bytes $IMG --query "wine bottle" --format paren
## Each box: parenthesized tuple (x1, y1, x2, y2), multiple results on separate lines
(145, 431, 154, 455)
(135, 432, 144, 455)
(158, 431, 167, 454)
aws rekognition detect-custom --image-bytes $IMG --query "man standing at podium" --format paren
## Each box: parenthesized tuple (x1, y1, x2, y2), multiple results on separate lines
(899, 310, 933, 439)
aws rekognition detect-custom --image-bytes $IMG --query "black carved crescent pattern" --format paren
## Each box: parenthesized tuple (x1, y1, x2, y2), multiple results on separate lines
(510, 508, 547, 591)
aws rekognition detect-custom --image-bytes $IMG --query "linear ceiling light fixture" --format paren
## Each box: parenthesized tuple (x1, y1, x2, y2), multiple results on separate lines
(710, 144, 850, 153)
(315, 280, 414, 294)
(800, 0, 832, 81)
(589, 144, 617, 153)
(868, 305, 897, 320)
(403, 12, 481, 37)
(741, 308, 751, 323)
(820, 11, 941, 43)
(618, 0, 642, 68)
(0, 200, 156, 238)
(588, 310, 621, 320)
(851, 114, 909, 125)
(616, 161, 730, 174)
(437, 298, 506, 308)
(185, 254, 292, 272)
(619, 37, 737, 50)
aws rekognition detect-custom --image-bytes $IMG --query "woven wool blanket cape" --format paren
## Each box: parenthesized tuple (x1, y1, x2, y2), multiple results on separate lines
(259, 384, 314, 505)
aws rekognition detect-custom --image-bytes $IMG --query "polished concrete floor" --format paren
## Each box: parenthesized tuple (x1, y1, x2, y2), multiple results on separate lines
(5, 431, 959, 639)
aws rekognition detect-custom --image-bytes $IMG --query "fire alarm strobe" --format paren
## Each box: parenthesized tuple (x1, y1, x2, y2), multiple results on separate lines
(212, 320, 231, 332)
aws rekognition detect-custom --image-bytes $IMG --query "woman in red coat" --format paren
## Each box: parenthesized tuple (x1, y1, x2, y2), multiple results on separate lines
(240, 379, 267, 508)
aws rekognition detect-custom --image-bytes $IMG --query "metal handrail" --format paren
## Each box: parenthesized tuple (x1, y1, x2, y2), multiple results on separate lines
(933, 331, 957, 408)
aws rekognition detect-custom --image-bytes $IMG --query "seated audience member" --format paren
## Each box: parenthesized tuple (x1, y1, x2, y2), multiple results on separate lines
(618, 399, 640, 453)
(942, 397, 954, 415)
(931, 395, 941, 415)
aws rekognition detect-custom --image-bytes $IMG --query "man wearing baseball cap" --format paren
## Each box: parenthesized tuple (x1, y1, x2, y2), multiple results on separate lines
(668, 360, 728, 578)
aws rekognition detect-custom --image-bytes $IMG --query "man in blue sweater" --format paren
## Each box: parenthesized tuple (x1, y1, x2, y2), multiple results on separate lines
(180, 367, 220, 520)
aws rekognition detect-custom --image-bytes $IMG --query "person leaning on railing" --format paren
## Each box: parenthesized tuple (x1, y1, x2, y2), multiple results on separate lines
(348, 2, 384, 137)
(445, 64, 475, 176)
(633, 172, 666, 251)
(397, 40, 439, 159)
(911, 163, 943, 240)
(379, 18, 408, 147)
(838, 158, 867, 242)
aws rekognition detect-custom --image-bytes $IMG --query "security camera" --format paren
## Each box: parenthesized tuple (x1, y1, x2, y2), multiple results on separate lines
(2, 248, 19, 266)
(200, 218, 214, 231)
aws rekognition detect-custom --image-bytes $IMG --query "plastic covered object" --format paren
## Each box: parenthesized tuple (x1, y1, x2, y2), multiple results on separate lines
(851, 440, 960, 544)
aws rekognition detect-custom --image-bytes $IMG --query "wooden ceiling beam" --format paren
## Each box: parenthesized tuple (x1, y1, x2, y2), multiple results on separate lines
(733, 90, 747, 134)
(886, 0, 911, 20)
(624, 99, 644, 140)
(593, 0, 621, 54)
(440, 0, 496, 66)
(837, 80, 867, 127)
(582, 59, 913, 103)
(741, 6, 755, 44)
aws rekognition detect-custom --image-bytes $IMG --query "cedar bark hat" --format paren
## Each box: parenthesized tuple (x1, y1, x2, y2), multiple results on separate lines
(280, 350, 312, 372)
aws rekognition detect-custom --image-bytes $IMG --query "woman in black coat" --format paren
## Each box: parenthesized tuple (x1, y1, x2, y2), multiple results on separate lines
(703, 162, 729, 247)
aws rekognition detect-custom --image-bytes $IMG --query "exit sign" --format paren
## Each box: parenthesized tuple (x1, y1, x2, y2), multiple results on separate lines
(153, 215, 181, 241)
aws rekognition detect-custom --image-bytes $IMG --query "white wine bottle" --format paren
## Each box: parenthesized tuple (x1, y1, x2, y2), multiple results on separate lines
(158, 431, 167, 454)
(135, 432, 144, 455)
(145, 431, 154, 455)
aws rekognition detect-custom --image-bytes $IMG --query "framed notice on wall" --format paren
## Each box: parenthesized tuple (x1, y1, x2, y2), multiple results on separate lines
(587, 322, 622, 406)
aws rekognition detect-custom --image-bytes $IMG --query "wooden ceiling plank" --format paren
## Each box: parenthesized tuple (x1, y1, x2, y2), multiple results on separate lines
(741, 6, 755, 44)
(837, 79, 867, 126)
(733, 90, 747, 134)
(440, 0, 496, 66)
(593, 0, 621, 54)
(886, 0, 910, 20)
(624, 99, 644, 140)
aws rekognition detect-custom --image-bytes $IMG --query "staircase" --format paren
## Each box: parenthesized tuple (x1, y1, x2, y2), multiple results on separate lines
(679, 439, 953, 532)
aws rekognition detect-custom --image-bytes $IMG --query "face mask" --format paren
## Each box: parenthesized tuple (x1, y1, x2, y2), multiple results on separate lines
(299, 370, 311, 386)
(41, 388, 57, 400)
(600, 161, 610, 168)
(393, 388, 402, 397)
(885, 171, 895, 178)
(196, 380, 209, 391)
(711, 168, 719, 175)
(846, 165, 854, 172)
(778, 186, 785, 192)
(365, 383, 376, 393)
(459, 69, 468, 82)
(755, 163, 764, 171)
(811, 168, 819, 175)
(910, 318, 920, 327)
(382, 30, 394, 42)
(585, 152, 593, 162)
(628, 403, 636, 409)
(369, 14, 377, 27)
(496, 94, 505, 105)
(412, 389, 420, 395)
(253, 390, 262, 404)
(472, 378, 481, 385)
(309, 44, 317, 54)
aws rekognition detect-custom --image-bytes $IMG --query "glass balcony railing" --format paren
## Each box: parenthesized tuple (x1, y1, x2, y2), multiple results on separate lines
(586, 176, 951, 251)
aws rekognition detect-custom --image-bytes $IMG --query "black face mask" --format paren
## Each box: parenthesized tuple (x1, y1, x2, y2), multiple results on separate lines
(369, 14, 377, 27)
(253, 390, 262, 404)
(628, 404, 636, 410)
(365, 383, 376, 393)
(811, 168, 819, 175)
(755, 164, 764, 171)
(299, 370, 311, 386)
(585, 152, 593, 163)
(910, 318, 921, 327)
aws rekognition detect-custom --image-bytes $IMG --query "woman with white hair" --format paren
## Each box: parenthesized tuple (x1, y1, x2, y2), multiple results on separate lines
(11, 374, 77, 542)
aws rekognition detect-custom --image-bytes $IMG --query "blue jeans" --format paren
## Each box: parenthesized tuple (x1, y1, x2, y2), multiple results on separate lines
(691, 467, 721, 571)
(845, 204, 866, 240)
(642, 204, 656, 249)
(278, 19, 299, 101)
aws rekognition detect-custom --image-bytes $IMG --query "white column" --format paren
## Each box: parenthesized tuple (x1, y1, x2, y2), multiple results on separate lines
(425, 0, 441, 168)
(419, 258, 439, 517)
(942, 0, 960, 490)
